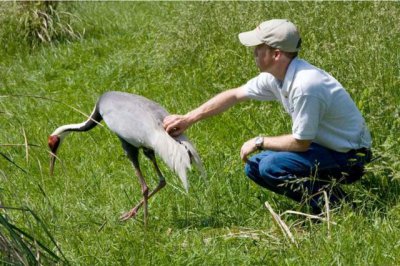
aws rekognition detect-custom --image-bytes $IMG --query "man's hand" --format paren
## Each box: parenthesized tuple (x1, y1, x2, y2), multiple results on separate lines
(240, 137, 259, 162)
(163, 115, 190, 137)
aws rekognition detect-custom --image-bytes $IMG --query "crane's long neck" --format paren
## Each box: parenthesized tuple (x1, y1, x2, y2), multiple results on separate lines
(51, 105, 103, 138)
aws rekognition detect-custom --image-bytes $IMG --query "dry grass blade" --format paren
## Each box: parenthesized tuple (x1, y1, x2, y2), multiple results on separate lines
(21, 127, 29, 163)
(201, 227, 281, 246)
(281, 210, 337, 225)
(323, 191, 331, 237)
(0, 144, 39, 147)
(222, 229, 279, 242)
(264, 201, 297, 247)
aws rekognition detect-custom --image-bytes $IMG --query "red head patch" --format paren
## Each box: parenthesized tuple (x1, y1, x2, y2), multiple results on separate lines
(48, 135, 60, 154)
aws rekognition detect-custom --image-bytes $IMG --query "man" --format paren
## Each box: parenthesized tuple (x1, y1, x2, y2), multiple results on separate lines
(163, 19, 372, 213)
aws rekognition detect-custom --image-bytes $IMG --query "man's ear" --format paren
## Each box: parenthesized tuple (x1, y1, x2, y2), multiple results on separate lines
(273, 49, 281, 60)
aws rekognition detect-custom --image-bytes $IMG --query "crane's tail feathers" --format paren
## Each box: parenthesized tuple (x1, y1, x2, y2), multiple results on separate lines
(153, 132, 191, 192)
(153, 132, 205, 192)
(176, 136, 206, 180)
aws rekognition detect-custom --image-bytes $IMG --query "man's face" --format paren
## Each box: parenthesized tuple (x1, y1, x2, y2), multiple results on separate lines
(254, 44, 274, 72)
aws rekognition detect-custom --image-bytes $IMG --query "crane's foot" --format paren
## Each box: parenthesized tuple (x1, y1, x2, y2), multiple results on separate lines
(119, 189, 149, 223)
(119, 207, 139, 222)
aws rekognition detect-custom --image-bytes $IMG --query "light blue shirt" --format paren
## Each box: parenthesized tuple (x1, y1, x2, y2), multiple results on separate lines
(243, 57, 371, 152)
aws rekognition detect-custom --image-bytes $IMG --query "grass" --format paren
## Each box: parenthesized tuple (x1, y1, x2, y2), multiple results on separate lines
(0, 206, 68, 265)
(1, 1, 400, 265)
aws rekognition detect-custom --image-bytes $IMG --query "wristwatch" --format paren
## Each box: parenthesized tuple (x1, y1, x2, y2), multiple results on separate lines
(255, 136, 264, 150)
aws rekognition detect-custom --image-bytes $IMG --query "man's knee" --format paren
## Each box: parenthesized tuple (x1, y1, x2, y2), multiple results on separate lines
(258, 155, 285, 180)
(243, 153, 285, 181)
(244, 160, 271, 189)
(244, 152, 269, 177)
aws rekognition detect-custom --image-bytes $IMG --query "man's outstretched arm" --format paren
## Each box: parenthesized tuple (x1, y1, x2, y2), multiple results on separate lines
(163, 87, 248, 136)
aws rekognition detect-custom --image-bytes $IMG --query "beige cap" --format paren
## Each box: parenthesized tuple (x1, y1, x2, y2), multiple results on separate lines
(238, 19, 301, 52)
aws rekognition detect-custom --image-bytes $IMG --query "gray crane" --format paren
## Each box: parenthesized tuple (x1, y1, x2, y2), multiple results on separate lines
(48, 91, 204, 225)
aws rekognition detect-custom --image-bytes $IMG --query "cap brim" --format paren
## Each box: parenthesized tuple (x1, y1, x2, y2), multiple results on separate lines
(238, 30, 263, 47)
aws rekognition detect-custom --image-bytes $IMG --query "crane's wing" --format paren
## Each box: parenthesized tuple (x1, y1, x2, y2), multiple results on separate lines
(97, 91, 205, 190)
(98, 91, 168, 148)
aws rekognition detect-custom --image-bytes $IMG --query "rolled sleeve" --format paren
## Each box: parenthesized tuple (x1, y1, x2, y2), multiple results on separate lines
(243, 73, 278, 101)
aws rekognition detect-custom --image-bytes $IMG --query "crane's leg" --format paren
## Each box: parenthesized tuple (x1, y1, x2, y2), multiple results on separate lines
(118, 139, 149, 225)
(120, 149, 167, 222)
(143, 148, 167, 200)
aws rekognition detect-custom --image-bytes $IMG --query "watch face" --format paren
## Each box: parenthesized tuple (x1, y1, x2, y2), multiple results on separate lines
(255, 137, 263, 148)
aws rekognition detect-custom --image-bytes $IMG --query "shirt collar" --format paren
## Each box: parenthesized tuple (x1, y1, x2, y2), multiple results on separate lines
(281, 57, 299, 97)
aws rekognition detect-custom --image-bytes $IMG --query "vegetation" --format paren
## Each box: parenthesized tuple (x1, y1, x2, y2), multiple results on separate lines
(0, 206, 67, 265)
(0, 1, 82, 54)
(0, 2, 399, 265)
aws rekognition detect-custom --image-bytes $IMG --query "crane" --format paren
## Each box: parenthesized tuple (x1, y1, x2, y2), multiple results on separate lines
(48, 91, 204, 225)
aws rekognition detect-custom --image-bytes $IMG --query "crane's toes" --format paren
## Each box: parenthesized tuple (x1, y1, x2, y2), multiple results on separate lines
(119, 209, 138, 222)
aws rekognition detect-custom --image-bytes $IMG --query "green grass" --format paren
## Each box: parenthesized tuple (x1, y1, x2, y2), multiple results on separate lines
(1, 1, 400, 265)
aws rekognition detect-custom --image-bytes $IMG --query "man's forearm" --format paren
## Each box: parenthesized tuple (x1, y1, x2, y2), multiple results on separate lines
(184, 87, 248, 124)
(163, 87, 248, 136)
(262, 134, 311, 152)
(240, 134, 312, 162)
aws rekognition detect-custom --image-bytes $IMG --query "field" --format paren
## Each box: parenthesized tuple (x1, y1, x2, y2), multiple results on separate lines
(1, 2, 400, 265)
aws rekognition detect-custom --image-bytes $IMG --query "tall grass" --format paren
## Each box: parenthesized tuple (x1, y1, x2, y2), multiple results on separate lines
(1, 2, 400, 265)
(0, 1, 82, 52)
(0, 206, 68, 265)
(0, 127, 67, 264)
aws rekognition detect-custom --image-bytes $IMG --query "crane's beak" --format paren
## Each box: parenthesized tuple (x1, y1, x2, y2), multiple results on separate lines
(48, 135, 60, 175)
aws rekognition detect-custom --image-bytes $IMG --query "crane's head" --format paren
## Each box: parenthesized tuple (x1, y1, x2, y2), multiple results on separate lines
(48, 135, 61, 175)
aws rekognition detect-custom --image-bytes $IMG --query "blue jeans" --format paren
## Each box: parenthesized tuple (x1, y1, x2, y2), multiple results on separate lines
(244, 143, 371, 212)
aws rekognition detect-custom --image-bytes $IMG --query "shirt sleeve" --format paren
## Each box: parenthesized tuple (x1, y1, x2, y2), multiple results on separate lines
(243, 73, 278, 101)
(292, 95, 326, 140)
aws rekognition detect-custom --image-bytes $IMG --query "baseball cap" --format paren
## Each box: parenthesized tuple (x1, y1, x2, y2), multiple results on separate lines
(238, 19, 301, 52)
